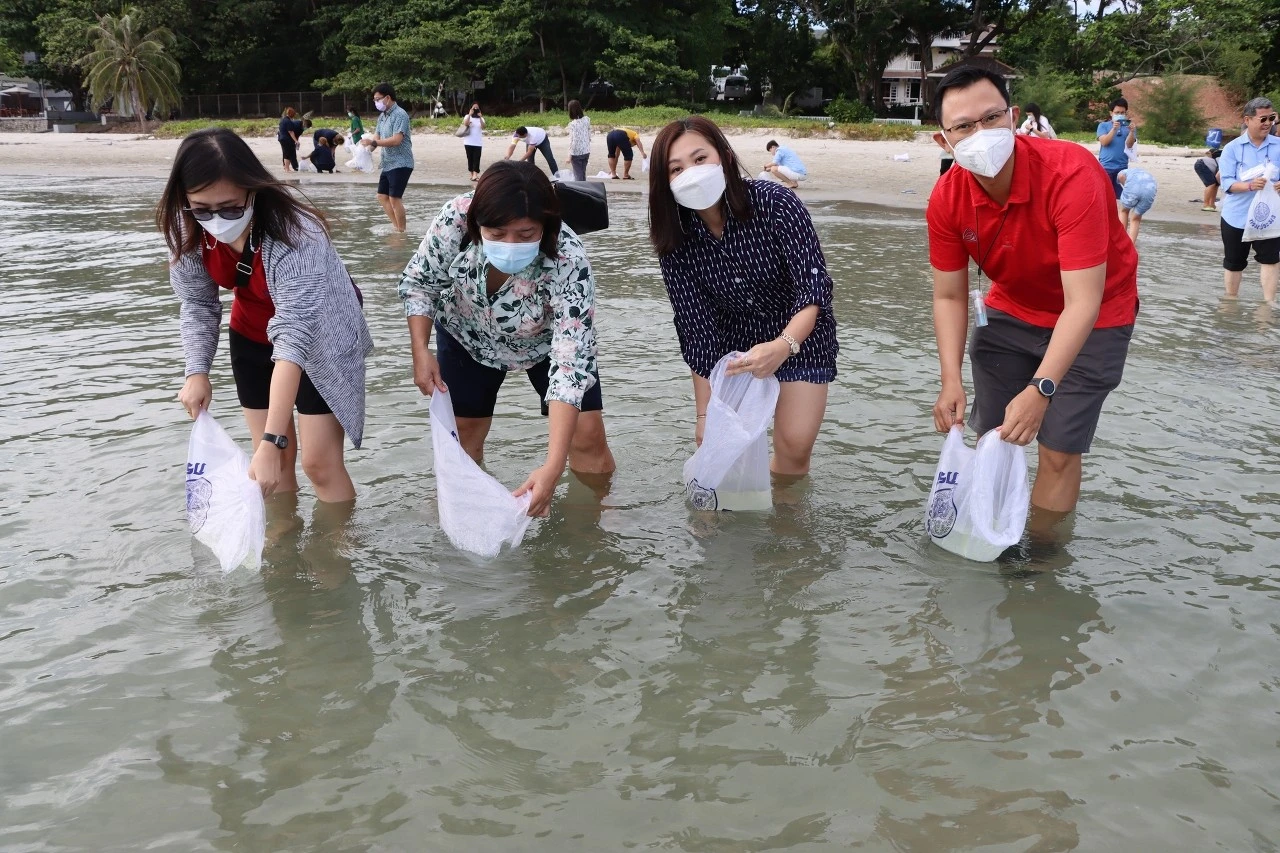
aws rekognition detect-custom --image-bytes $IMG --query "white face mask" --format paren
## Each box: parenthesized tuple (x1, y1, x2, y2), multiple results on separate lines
(948, 123, 1015, 179)
(196, 203, 253, 243)
(669, 163, 727, 210)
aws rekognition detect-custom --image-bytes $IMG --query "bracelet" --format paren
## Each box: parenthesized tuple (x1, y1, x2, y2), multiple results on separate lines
(696, 414, 707, 419)
(779, 331, 800, 355)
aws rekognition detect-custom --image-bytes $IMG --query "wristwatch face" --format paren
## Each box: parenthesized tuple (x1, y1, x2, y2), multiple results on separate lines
(1036, 378, 1056, 397)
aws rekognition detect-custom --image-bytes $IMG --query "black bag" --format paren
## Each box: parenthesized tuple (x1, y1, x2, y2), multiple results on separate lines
(554, 181, 608, 235)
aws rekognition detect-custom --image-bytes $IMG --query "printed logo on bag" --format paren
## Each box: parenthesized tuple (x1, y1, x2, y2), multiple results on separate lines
(186, 473, 212, 533)
(686, 479, 718, 511)
(962, 229, 978, 243)
(926, 474, 958, 538)
(1251, 201, 1275, 230)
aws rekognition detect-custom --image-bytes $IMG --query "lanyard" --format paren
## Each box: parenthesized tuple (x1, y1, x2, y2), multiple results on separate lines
(970, 208, 1010, 327)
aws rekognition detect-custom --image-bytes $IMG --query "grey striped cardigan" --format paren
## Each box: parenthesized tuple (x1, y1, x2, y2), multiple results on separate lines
(170, 219, 374, 448)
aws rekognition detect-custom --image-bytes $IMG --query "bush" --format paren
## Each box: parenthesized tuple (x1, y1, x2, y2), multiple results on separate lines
(826, 96, 873, 124)
(1011, 67, 1088, 133)
(1139, 76, 1206, 144)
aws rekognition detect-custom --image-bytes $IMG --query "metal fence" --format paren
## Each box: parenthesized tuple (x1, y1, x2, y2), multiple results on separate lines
(179, 91, 360, 119)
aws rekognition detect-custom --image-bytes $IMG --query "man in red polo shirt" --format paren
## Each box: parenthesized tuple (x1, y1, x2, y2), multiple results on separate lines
(927, 66, 1138, 516)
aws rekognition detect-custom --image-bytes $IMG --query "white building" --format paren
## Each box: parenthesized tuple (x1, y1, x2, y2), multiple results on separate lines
(881, 31, 1006, 108)
(0, 75, 75, 116)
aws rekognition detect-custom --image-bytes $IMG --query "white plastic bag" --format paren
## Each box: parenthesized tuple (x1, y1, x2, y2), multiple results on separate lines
(186, 411, 265, 572)
(298, 157, 317, 173)
(683, 352, 780, 512)
(1125, 143, 1140, 162)
(924, 426, 1030, 562)
(594, 170, 614, 179)
(1243, 163, 1280, 241)
(641, 156, 650, 173)
(346, 144, 374, 173)
(429, 390, 533, 557)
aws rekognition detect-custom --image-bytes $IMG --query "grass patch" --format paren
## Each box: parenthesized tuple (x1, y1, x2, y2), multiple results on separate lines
(153, 110, 919, 142)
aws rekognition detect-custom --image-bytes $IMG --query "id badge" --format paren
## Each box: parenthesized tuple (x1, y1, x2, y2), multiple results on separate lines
(970, 288, 988, 327)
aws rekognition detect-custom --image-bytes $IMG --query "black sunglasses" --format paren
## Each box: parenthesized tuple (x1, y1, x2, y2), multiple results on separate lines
(183, 205, 249, 222)
(1254, 114, 1279, 124)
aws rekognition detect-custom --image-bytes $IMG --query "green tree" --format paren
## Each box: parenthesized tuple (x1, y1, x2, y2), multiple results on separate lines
(1137, 75, 1205, 143)
(81, 6, 180, 130)
(0, 38, 20, 74)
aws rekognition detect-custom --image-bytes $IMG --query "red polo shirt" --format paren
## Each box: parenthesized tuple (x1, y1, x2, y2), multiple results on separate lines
(927, 135, 1138, 329)
(201, 240, 274, 344)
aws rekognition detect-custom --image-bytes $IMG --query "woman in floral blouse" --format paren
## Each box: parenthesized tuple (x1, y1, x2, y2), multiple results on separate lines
(399, 160, 615, 516)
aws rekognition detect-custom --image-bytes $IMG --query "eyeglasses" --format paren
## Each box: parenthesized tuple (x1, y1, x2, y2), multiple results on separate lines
(183, 205, 249, 222)
(942, 109, 1010, 136)
(1253, 114, 1279, 124)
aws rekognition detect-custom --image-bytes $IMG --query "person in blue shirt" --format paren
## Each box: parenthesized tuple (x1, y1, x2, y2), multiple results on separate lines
(760, 140, 808, 189)
(1096, 97, 1137, 202)
(1218, 96, 1280, 306)
(360, 83, 414, 232)
(1116, 168, 1157, 242)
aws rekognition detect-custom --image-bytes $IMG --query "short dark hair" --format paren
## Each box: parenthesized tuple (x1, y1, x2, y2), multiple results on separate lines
(933, 65, 1010, 124)
(373, 82, 396, 100)
(155, 127, 327, 258)
(766, 139, 779, 151)
(567, 100, 584, 120)
(1109, 97, 1128, 110)
(515, 126, 528, 137)
(647, 115, 753, 257)
(467, 160, 562, 258)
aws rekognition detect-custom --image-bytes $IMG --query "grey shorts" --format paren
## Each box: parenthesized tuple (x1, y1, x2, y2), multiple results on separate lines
(969, 307, 1133, 455)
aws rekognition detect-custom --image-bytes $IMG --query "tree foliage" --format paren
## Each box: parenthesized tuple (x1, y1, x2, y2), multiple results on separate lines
(81, 6, 181, 130)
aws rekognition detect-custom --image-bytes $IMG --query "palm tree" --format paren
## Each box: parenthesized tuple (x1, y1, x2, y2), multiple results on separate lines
(81, 8, 181, 133)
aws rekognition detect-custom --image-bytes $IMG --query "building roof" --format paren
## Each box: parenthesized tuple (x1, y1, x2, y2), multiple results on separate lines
(927, 55, 1018, 80)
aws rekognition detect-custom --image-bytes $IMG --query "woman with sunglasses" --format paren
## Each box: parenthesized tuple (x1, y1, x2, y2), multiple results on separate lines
(157, 128, 373, 503)
(1218, 96, 1280, 306)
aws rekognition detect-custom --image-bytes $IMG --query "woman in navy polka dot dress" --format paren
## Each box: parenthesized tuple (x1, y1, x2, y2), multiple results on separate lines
(648, 116, 837, 477)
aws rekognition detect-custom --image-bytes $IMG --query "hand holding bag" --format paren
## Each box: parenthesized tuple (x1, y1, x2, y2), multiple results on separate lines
(924, 426, 1030, 562)
(1242, 163, 1280, 241)
(186, 411, 265, 571)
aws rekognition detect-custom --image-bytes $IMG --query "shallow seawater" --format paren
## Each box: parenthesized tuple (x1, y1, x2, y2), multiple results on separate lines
(1, 177, 1278, 852)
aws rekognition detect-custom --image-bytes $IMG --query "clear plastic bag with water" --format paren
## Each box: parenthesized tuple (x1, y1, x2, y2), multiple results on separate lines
(683, 352, 780, 512)
(429, 390, 533, 557)
(924, 426, 1030, 562)
(1242, 162, 1280, 241)
(185, 410, 265, 572)
(346, 144, 374, 173)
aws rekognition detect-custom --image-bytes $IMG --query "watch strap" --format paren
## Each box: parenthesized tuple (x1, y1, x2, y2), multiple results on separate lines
(779, 332, 801, 356)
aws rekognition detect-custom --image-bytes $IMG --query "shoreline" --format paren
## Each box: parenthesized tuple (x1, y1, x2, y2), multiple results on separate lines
(0, 129, 1221, 226)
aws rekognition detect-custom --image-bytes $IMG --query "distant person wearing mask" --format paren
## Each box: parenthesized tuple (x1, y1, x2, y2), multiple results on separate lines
(567, 100, 591, 181)
(346, 107, 364, 145)
(361, 82, 414, 232)
(277, 108, 301, 172)
(1116, 167, 1157, 242)
(461, 102, 485, 182)
(1218, 96, 1280, 306)
(1017, 103, 1056, 139)
(1195, 148, 1221, 211)
(1097, 97, 1137, 203)
(928, 66, 1138, 517)
(605, 126, 646, 180)
(504, 126, 560, 177)
(760, 140, 808, 188)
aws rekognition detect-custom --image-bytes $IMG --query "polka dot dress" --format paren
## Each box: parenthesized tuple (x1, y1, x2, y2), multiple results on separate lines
(658, 179, 838, 383)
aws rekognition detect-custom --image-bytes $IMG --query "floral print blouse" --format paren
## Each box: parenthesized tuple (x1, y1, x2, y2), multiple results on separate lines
(399, 194, 600, 409)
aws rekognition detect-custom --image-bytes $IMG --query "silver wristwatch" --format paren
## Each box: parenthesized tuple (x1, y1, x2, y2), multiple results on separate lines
(779, 332, 801, 356)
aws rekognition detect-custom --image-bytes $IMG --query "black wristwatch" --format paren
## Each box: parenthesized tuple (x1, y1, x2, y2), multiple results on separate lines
(262, 432, 289, 450)
(1028, 377, 1056, 398)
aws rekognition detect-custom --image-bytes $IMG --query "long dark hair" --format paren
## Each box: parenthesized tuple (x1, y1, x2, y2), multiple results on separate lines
(155, 127, 328, 258)
(1024, 102, 1044, 130)
(647, 116, 753, 257)
(467, 160, 562, 258)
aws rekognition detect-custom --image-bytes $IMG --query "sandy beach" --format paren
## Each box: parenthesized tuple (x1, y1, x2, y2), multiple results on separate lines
(0, 127, 1219, 225)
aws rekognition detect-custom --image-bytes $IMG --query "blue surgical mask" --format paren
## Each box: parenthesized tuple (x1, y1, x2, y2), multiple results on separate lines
(482, 238, 541, 274)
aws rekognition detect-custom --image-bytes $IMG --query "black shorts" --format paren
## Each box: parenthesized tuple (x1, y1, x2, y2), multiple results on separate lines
(434, 323, 604, 419)
(1104, 167, 1124, 199)
(605, 130, 634, 161)
(229, 328, 332, 415)
(377, 167, 413, 198)
(1194, 160, 1219, 187)
(1221, 218, 1280, 271)
(969, 308, 1132, 455)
